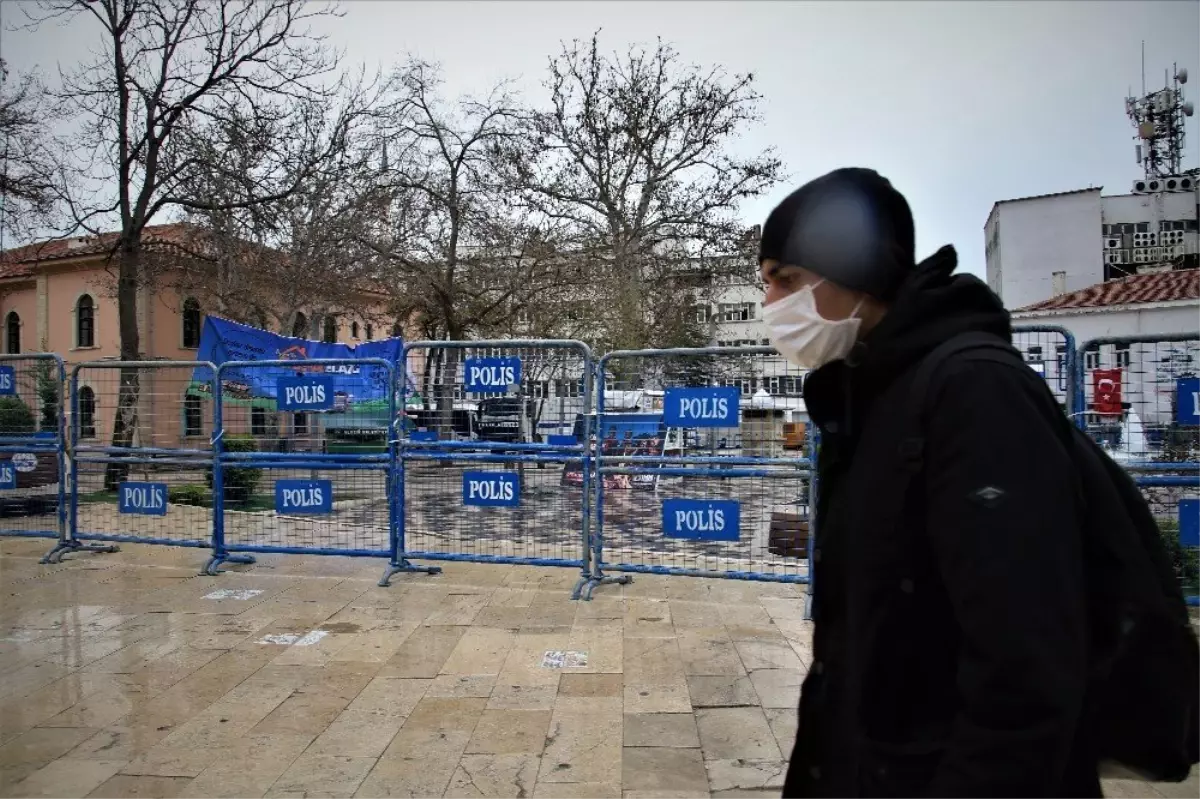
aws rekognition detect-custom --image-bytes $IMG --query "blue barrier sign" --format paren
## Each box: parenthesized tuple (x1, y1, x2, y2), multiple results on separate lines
(663, 387, 740, 428)
(0, 461, 15, 490)
(1180, 499, 1200, 548)
(464, 357, 521, 394)
(463, 471, 520, 507)
(0, 366, 14, 396)
(410, 430, 438, 442)
(277, 375, 334, 412)
(662, 498, 740, 541)
(275, 480, 333, 515)
(118, 482, 168, 516)
(1177, 378, 1200, 426)
(547, 435, 577, 446)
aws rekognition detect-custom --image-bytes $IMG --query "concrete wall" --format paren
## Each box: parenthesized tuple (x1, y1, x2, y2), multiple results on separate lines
(988, 190, 1104, 311)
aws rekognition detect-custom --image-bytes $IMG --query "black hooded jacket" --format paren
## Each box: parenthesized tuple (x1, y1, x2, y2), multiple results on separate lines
(784, 246, 1098, 798)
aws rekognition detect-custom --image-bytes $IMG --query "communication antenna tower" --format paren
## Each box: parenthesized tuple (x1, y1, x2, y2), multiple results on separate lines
(1126, 45, 1195, 179)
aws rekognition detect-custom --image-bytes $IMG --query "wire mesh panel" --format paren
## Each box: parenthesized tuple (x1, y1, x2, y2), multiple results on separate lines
(0, 355, 67, 554)
(65, 361, 217, 562)
(1011, 325, 1076, 415)
(584, 346, 814, 599)
(209, 358, 423, 585)
(399, 341, 594, 595)
(1078, 334, 1200, 606)
(1077, 335, 1200, 466)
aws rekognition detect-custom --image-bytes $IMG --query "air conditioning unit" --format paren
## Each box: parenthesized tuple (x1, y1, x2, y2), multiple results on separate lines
(1149, 247, 1164, 260)
(1133, 232, 1158, 247)
(1105, 251, 1130, 265)
(1132, 248, 1148, 263)
(1104, 237, 1122, 249)
(1168, 245, 1186, 257)
(1153, 175, 1197, 192)
(1160, 230, 1184, 246)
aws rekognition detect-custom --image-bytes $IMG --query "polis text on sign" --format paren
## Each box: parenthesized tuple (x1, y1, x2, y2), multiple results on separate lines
(275, 480, 333, 515)
(663, 387, 740, 428)
(462, 472, 520, 507)
(464, 357, 522, 394)
(0, 366, 13, 395)
(277, 376, 335, 412)
(118, 482, 168, 516)
(662, 498, 741, 541)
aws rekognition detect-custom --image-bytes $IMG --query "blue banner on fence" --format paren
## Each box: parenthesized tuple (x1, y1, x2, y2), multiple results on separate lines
(275, 480, 333, 515)
(195, 316, 415, 403)
(0, 461, 14, 489)
(1178, 378, 1200, 426)
(663, 387, 740, 428)
(118, 482, 168, 516)
(0, 366, 13, 396)
(1180, 499, 1200, 548)
(411, 430, 438, 442)
(463, 472, 520, 507)
(662, 499, 740, 541)
(277, 375, 335, 412)
(464, 357, 521, 394)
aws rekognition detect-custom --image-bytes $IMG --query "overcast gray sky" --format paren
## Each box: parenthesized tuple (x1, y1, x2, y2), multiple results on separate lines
(2, 0, 1198, 277)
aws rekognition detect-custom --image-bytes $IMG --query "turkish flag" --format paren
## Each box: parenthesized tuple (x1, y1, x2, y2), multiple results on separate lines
(1092, 369, 1123, 415)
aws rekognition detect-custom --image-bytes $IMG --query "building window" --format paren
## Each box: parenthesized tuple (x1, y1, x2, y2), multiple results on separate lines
(1115, 343, 1131, 368)
(365, 324, 374, 340)
(322, 316, 337, 343)
(719, 303, 756, 322)
(1025, 346, 1043, 363)
(1084, 349, 1100, 370)
(181, 298, 202, 349)
(77, 386, 96, 439)
(1056, 345, 1068, 390)
(391, 323, 403, 338)
(291, 312, 308, 338)
(694, 305, 711, 324)
(76, 295, 95, 348)
(293, 412, 309, 435)
(183, 394, 203, 437)
(351, 321, 360, 339)
(251, 407, 268, 436)
(5, 312, 19, 354)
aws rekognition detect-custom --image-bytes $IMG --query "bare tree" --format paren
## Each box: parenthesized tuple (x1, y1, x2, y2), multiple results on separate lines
(365, 59, 581, 424)
(25, 0, 348, 486)
(177, 77, 392, 335)
(0, 60, 59, 247)
(510, 32, 785, 352)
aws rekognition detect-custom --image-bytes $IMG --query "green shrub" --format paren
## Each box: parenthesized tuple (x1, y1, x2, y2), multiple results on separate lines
(0, 397, 36, 435)
(1158, 517, 1200, 594)
(168, 484, 207, 506)
(205, 434, 262, 503)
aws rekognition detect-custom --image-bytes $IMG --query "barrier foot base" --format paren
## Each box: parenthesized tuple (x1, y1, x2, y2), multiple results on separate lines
(579, 572, 632, 601)
(379, 559, 442, 587)
(41, 540, 120, 565)
(803, 592, 814, 622)
(202, 553, 256, 576)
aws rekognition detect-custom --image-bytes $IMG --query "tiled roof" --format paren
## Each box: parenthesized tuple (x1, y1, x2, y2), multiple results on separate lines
(0, 223, 204, 279)
(1016, 268, 1200, 312)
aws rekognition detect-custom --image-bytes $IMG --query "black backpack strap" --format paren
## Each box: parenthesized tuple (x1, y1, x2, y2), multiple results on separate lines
(899, 332, 1026, 472)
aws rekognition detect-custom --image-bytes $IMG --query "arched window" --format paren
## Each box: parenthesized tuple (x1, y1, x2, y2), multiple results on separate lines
(78, 386, 96, 439)
(76, 295, 95, 348)
(183, 394, 203, 437)
(351, 321, 360, 339)
(365, 324, 374, 341)
(291, 312, 308, 338)
(322, 315, 337, 344)
(5, 312, 19, 354)
(181, 298, 202, 349)
(391, 323, 402, 339)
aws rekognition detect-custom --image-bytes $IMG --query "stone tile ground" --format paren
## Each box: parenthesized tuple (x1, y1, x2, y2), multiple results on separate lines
(0, 538, 1194, 798)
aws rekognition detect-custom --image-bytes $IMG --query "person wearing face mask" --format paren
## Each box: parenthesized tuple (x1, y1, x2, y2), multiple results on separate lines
(760, 168, 1098, 798)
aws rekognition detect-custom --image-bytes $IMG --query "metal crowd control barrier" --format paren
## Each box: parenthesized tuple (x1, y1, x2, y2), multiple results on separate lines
(398, 340, 594, 597)
(1076, 333, 1200, 606)
(60, 361, 215, 562)
(205, 358, 426, 586)
(0, 354, 74, 561)
(1012, 325, 1077, 418)
(582, 346, 814, 599)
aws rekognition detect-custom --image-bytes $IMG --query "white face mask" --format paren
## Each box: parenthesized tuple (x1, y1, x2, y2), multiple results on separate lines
(762, 280, 863, 370)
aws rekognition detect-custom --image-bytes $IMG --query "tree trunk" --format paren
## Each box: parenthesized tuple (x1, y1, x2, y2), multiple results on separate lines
(103, 242, 142, 491)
